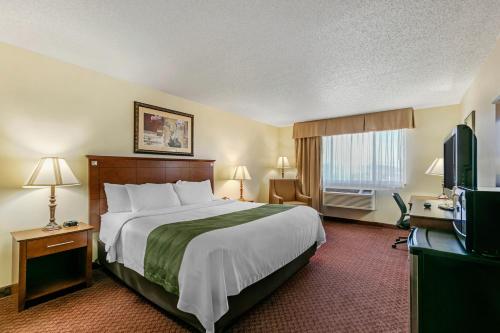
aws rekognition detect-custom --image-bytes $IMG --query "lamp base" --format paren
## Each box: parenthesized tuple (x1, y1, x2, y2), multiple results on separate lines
(238, 179, 246, 201)
(42, 221, 62, 232)
(42, 185, 61, 231)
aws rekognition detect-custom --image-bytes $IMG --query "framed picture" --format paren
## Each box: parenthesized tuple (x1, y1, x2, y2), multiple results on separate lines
(134, 101, 194, 156)
(464, 110, 475, 132)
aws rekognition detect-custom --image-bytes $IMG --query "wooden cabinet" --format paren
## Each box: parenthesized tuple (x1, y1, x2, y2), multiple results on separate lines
(11, 223, 93, 311)
(409, 228, 500, 332)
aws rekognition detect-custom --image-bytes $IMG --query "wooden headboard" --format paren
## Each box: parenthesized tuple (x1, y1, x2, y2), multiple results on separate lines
(87, 155, 215, 230)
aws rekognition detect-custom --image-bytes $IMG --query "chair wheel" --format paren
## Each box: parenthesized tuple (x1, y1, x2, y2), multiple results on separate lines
(392, 244, 396, 249)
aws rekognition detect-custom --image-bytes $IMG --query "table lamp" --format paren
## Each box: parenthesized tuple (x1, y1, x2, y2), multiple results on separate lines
(24, 157, 80, 231)
(232, 165, 251, 201)
(425, 157, 447, 199)
(276, 156, 290, 178)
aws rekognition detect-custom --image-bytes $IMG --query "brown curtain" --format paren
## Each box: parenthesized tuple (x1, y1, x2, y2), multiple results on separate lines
(293, 108, 415, 139)
(295, 137, 322, 211)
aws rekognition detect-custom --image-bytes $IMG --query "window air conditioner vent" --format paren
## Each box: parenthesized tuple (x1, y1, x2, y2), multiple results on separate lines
(322, 188, 375, 211)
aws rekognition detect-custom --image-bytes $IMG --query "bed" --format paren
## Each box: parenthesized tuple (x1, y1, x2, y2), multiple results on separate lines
(88, 155, 326, 332)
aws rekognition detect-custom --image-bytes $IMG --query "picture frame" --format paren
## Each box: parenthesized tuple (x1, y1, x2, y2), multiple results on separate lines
(464, 110, 475, 132)
(134, 101, 194, 156)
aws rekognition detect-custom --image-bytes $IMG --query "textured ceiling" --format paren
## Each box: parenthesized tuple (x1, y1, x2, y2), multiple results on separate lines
(1, 1, 500, 126)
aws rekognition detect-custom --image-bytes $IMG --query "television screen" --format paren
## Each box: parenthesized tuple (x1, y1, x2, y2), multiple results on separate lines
(443, 134, 455, 190)
(443, 125, 477, 190)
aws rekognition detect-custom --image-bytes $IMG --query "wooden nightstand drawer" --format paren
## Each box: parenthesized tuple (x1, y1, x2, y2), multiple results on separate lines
(27, 232, 87, 258)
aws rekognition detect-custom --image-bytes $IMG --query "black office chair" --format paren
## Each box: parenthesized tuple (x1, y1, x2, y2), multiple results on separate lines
(392, 193, 410, 248)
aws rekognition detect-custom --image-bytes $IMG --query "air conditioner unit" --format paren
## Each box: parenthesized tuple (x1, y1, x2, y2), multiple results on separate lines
(323, 188, 376, 210)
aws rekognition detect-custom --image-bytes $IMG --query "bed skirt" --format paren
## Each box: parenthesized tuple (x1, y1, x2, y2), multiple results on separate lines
(98, 241, 317, 332)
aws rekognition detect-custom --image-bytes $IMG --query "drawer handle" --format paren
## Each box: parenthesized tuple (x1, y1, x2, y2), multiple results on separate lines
(47, 240, 75, 248)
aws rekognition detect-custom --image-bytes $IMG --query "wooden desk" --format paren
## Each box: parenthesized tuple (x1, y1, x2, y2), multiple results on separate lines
(408, 196, 454, 231)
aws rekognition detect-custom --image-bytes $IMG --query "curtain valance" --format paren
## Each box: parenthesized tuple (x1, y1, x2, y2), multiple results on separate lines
(292, 108, 414, 139)
(364, 108, 415, 132)
(292, 120, 326, 139)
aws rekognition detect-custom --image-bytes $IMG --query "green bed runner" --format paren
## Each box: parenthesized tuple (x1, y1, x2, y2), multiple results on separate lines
(144, 204, 295, 295)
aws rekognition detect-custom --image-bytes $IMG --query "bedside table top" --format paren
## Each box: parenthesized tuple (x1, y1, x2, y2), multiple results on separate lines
(222, 197, 255, 202)
(11, 223, 93, 242)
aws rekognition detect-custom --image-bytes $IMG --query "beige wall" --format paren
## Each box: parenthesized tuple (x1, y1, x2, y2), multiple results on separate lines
(461, 38, 500, 187)
(278, 105, 462, 225)
(0, 43, 280, 287)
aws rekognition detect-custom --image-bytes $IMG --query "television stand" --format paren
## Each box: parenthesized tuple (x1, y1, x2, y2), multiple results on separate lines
(409, 227, 500, 332)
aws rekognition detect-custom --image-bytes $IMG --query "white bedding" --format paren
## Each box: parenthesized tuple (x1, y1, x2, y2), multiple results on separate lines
(100, 200, 326, 332)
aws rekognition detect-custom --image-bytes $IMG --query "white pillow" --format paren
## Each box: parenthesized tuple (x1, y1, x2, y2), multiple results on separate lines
(104, 183, 132, 213)
(125, 183, 181, 212)
(174, 180, 215, 205)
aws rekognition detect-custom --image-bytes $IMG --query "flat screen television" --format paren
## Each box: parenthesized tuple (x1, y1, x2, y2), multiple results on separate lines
(443, 124, 477, 190)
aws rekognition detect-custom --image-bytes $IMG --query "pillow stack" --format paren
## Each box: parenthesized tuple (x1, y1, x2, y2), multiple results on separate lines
(104, 180, 215, 213)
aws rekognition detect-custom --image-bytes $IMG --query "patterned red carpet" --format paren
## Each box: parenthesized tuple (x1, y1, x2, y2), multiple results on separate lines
(0, 222, 409, 332)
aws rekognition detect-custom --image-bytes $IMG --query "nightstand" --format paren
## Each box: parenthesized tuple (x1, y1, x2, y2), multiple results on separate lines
(222, 197, 254, 202)
(11, 223, 93, 311)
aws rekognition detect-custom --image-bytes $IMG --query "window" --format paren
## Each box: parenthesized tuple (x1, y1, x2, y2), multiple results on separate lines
(322, 129, 406, 189)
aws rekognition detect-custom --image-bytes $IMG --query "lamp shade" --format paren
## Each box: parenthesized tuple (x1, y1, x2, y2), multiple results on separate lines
(232, 165, 251, 180)
(24, 157, 80, 187)
(425, 158, 444, 176)
(276, 156, 291, 169)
